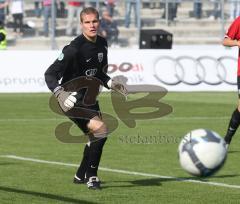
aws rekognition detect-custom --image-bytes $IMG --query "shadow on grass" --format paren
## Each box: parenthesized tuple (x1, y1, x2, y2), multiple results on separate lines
(102, 177, 175, 189)
(210, 174, 240, 179)
(0, 186, 98, 204)
(228, 150, 240, 154)
(102, 174, 240, 189)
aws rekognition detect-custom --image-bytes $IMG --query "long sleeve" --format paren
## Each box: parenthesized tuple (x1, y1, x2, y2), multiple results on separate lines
(44, 45, 76, 92)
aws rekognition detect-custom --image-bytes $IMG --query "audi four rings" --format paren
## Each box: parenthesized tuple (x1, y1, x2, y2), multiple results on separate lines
(153, 56, 237, 85)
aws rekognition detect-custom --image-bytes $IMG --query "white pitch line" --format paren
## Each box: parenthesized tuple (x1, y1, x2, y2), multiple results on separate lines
(1, 155, 240, 189)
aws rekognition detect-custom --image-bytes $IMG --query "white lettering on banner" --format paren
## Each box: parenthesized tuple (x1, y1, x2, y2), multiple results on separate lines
(0, 48, 238, 92)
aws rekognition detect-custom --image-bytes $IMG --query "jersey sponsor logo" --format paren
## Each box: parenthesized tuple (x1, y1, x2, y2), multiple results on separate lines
(153, 55, 237, 85)
(98, 53, 103, 63)
(85, 68, 97, 76)
(58, 53, 64, 61)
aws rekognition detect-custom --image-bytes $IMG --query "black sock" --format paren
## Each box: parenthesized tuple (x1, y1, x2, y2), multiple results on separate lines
(86, 137, 107, 178)
(224, 109, 240, 144)
(76, 144, 90, 179)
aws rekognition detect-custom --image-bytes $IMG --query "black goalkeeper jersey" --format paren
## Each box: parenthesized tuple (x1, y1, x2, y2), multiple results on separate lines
(44, 34, 111, 93)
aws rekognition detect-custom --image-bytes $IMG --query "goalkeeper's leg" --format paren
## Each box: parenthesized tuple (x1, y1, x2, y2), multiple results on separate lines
(74, 143, 90, 183)
(74, 115, 108, 189)
(85, 116, 108, 190)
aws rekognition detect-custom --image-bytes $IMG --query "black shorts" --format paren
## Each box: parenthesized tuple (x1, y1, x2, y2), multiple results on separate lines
(67, 101, 101, 134)
(238, 76, 240, 98)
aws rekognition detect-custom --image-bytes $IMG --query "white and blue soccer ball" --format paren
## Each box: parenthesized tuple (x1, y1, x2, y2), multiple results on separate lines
(178, 129, 227, 177)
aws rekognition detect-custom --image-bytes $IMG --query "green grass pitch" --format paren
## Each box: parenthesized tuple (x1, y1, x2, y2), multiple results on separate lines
(0, 92, 240, 204)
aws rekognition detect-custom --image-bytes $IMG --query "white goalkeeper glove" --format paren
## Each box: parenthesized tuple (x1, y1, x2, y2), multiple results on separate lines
(54, 86, 77, 112)
(108, 79, 128, 98)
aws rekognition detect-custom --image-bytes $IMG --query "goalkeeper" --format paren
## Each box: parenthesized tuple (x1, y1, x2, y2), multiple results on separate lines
(44, 7, 127, 190)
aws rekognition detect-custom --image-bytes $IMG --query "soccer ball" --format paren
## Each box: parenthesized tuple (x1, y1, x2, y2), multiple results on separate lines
(178, 129, 227, 177)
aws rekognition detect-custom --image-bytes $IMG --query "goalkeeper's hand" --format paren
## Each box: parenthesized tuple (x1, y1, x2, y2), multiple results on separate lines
(54, 87, 77, 112)
(108, 79, 128, 98)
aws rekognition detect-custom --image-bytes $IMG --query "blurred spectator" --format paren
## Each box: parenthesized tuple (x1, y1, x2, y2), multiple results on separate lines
(161, 0, 181, 21)
(104, 0, 116, 17)
(10, 0, 24, 36)
(86, 0, 96, 7)
(125, 0, 139, 28)
(43, 0, 59, 37)
(149, 0, 160, 9)
(209, 0, 222, 20)
(34, 0, 42, 18)
(66, 1, 83, 36)
(193, 0, 202, 19)
(230, 0, 240, 20)
(57, 0, 66, 18)
(0, 0, 9, 24)
(99, 9, 119, 46)
(0, 20, 6, 49)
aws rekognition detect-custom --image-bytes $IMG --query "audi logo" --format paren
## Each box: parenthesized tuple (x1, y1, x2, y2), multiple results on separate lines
(153, 56, 237, 85)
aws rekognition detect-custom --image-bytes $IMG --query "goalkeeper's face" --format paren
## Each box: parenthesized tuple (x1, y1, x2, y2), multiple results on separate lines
(81, 13, 100, 42)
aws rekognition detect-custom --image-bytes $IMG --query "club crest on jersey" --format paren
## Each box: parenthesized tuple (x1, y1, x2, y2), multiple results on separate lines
(98, 53, 103, 63)
(58, 53, 64, 61)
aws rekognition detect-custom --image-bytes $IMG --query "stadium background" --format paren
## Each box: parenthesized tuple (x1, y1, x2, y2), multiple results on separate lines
(1, 1, 240, 203)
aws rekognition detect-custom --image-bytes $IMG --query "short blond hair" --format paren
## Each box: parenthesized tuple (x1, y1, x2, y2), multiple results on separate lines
(80, 7, 99, 23)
